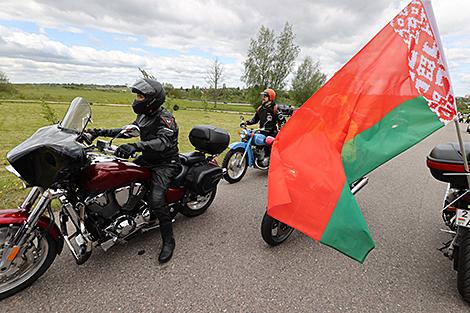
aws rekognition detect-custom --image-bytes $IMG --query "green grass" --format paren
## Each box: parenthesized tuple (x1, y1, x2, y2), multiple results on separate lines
(1, 84, 256, 113)
(0, 101, 252, 209)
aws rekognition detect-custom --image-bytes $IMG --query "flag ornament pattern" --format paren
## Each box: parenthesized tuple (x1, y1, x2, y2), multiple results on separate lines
(391, 0, 455, 122)
(267, 0, 456, 263)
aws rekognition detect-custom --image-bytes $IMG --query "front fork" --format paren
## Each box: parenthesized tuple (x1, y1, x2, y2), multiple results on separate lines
(2, 187, 56, 268)
(3, 187, 92, 266)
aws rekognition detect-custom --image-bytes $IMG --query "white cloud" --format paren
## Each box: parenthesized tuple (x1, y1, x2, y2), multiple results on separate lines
(0, 0, 468, 94)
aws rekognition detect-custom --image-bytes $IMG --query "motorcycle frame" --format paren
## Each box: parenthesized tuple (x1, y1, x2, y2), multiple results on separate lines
(228, 130, 267, 167)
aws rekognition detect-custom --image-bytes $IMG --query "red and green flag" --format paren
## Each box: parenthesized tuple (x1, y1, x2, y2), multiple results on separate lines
(267, 0, 456, 263)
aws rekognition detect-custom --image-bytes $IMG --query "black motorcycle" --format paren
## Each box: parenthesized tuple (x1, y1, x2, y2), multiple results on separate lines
(427, 142, 470, 302)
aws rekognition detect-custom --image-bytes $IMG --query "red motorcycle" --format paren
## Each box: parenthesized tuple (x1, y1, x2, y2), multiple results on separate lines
(0, 97, 229, 299)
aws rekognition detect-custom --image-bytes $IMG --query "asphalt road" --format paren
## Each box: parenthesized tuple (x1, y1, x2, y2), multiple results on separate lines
(3, 123, 470, 312)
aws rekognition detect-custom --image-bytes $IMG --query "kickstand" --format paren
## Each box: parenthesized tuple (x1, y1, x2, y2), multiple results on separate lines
(437, 239, 453, 256)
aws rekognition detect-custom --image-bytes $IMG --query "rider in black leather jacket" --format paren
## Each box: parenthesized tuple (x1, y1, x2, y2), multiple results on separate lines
(245, 88, 285, 137)
(87, 78, 179, 263)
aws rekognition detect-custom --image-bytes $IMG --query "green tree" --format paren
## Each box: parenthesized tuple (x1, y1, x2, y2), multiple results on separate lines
(290, 57, 326, 106)
(242, 23, 300, 92)
(0, 71, 16, 95)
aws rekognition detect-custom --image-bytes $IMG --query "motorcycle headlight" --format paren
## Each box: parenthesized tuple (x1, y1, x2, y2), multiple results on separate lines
(239, 129, 248, 139)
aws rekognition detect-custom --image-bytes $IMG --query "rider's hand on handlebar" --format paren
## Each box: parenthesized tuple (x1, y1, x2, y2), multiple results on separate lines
(115, 143, 137, 159)
(83, 128, 103, 142)
(240, 122, 247, 128)
(77, 131, 96, 145)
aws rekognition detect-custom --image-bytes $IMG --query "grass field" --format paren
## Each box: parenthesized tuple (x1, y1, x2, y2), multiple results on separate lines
(2, 84, 256, 113)
(0, 100, 253, 209)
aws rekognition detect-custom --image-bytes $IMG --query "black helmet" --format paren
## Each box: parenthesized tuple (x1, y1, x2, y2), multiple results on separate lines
(129, 78, 166, 114)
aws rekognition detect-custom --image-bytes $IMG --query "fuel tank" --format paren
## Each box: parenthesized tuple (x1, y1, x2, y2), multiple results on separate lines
(80, 161, 151, 193)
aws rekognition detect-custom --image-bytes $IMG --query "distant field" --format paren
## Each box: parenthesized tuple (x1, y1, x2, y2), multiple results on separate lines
(2, 84, 255, 113)
(0, 101, 252, 209)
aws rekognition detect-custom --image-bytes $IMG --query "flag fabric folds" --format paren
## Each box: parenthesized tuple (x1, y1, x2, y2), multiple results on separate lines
(267, 0, 456, 263)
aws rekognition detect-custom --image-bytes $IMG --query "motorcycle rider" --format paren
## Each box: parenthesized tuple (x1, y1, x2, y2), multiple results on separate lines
(86, 78, 180, 263)
(243, 88, 286, 137)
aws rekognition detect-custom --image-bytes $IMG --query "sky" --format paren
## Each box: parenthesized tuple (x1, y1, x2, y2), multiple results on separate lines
(0, 0, 468, 96)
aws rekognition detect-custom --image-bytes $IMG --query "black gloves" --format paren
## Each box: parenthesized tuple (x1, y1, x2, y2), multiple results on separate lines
(239, 122, 247, 128)
(115, 143, 138, 159)
(84, 128, 103, 142)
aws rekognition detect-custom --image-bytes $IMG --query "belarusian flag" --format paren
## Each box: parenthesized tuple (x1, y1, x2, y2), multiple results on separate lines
(267, 0, 456, 263)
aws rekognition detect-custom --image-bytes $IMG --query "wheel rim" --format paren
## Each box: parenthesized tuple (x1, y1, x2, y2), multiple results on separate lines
(254, 158, 269, 170)
(227, 151, 246, 179)
(186, 192, 213, 211)
(271, 220, 293, 242)
(0, 226, 50, 294)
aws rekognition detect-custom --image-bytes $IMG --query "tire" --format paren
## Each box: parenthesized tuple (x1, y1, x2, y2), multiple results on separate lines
(261, 212, 294, 246)
(222, 148, 248, 184)
(457, 228, 470, 302)
(179, 188, 217, 217)
(0, 225, 58, 300)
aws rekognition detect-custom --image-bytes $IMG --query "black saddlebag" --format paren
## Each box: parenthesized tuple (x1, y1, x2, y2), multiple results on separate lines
(185, 162, 223, 195)
(189, 125, 230, 155)
(427, 142, 470, 188)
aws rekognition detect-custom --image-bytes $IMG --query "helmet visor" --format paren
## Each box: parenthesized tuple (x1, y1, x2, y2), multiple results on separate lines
(128, 78, 155, 95)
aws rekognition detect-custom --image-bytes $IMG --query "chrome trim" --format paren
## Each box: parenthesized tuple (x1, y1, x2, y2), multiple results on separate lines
(351, 177, 369, 195)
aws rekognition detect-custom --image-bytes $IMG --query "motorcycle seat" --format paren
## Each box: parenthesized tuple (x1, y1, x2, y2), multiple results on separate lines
(179, 152, 206, 165)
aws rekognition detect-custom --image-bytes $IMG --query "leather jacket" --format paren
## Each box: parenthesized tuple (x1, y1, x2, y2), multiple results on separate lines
(246, 101, 286, 135)
(103, 107, 179, 164)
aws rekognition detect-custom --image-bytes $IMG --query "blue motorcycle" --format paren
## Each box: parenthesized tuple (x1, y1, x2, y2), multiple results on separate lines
(222, 116, 275, 184)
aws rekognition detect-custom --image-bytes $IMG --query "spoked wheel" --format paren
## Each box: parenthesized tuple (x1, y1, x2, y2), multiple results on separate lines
(261, 211, 294, 246)
(0, 225, 58, 300)
(180, 188, 217, 217)
(254, 157, 270, 171)
(222, 148, 248, 184)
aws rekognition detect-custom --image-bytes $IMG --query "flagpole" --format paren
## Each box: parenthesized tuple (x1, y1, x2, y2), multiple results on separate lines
(423, 0, 470, 188)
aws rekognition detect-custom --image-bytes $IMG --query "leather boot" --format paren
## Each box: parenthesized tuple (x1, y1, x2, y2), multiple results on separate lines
(158, 223, 175, 263)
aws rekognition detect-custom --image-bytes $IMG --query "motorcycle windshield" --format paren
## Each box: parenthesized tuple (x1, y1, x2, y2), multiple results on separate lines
(59, 97, 91, 133)
(6, 98, 90, 187)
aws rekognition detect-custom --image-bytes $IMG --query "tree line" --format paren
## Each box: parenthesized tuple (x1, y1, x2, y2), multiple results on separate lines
(205, 22, 326, 107)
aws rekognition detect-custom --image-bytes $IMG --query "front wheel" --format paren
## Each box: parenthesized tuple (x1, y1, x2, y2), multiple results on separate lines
(457, 227, 470, 302)
(261, 212, 294, 246)
(180, 188, 217, 217)
(0, 225, 58, 300)
(222, 148, 248, 184)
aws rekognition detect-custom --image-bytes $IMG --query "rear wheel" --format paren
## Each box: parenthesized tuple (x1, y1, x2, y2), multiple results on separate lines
(180, 188, 217, 217)
(457, 227, 470, 302)
(222, 148, 248, 184)
(261, 212, 294, 246)
(0, 225, 58, 300)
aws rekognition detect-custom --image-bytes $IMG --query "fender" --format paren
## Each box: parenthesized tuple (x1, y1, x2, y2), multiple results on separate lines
(228, 141, 255, 167)
(228, 141, 247, 150)
(0, 209, 64, 255)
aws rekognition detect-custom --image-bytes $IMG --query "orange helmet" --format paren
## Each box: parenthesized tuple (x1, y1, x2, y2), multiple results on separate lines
(261, 88, 276, 101)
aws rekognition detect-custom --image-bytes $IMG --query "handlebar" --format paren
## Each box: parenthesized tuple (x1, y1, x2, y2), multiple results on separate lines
(86, 139, 137, 159)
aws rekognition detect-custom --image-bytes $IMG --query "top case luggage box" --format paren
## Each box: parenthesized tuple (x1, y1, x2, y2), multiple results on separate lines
(427, 142, 470, 188)
(189, 125, 230, 155)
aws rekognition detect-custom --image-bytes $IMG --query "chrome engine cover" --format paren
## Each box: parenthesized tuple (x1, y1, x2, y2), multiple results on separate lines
(106, 215, 136, 238)
(115, 183, 146, 211)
